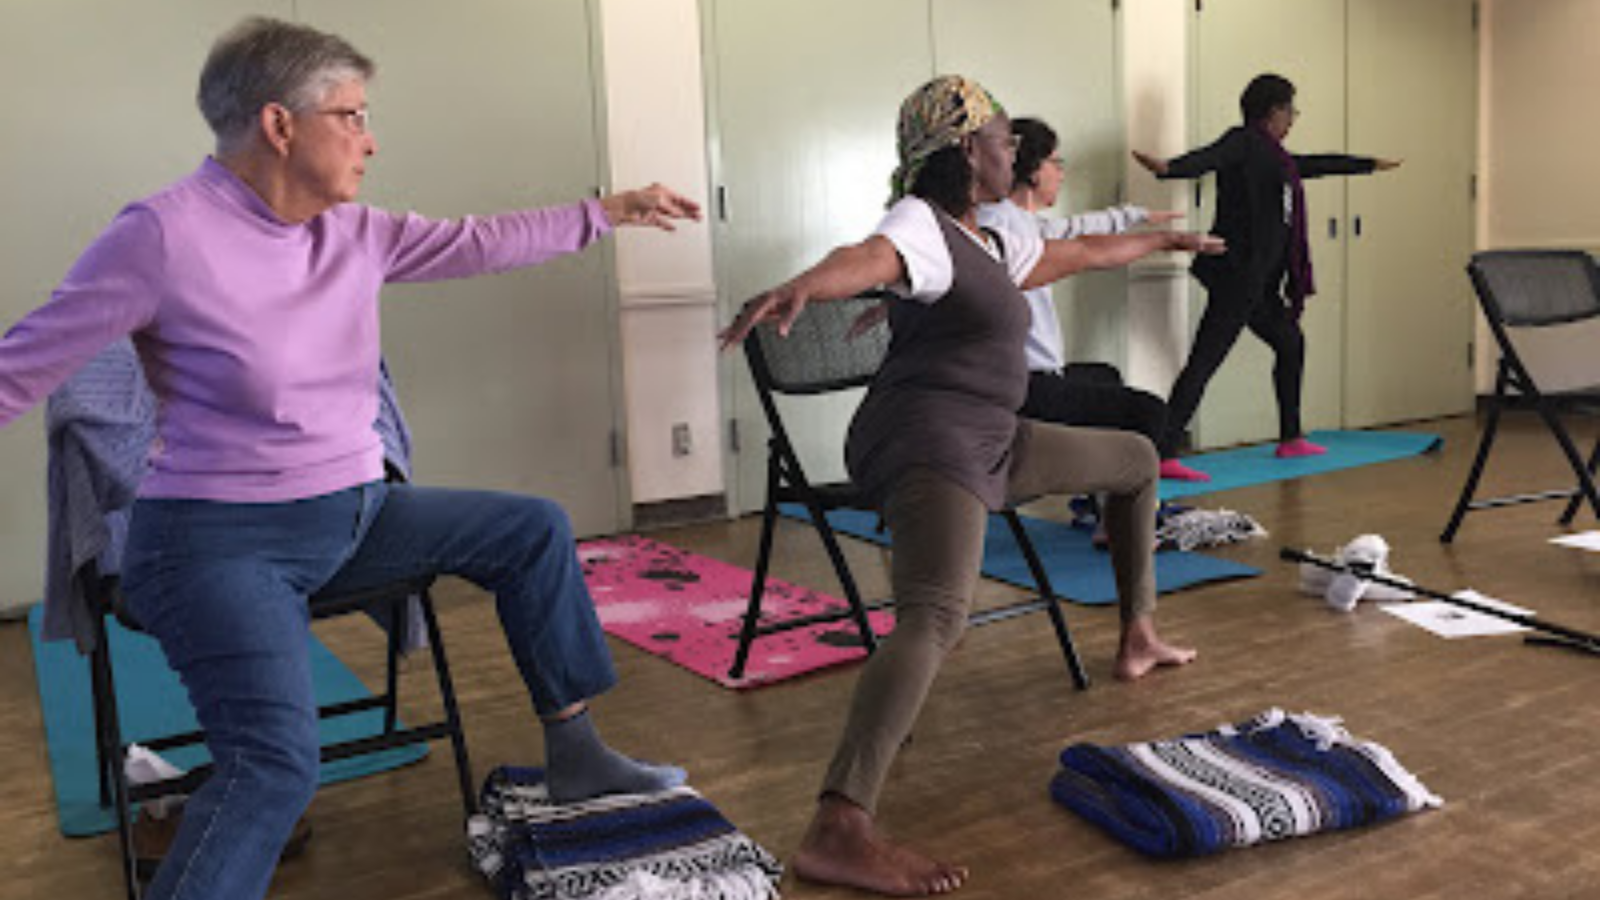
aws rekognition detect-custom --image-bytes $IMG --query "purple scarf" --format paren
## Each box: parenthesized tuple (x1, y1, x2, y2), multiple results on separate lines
(1253, 124, 1314, 317)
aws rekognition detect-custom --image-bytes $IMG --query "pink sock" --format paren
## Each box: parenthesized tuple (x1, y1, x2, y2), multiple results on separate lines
(1159, 458, 1211, 482)
(1275, 437, 1327, 458)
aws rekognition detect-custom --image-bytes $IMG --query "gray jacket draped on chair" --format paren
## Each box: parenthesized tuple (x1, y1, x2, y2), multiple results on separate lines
(43, 339, 417, 652)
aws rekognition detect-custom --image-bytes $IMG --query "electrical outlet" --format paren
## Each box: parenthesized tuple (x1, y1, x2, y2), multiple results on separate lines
(671, 422, 692, 457)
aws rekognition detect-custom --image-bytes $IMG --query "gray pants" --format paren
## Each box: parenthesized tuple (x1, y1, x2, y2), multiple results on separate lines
(822, 422, 1158, 812)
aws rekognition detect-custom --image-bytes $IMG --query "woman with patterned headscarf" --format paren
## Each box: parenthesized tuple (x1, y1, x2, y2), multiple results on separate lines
(721, 75, 1221, 897)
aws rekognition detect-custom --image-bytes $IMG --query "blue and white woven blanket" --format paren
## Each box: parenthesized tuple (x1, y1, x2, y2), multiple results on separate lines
(1051, 709, 1442, 858)
(467, 767, 782, 900)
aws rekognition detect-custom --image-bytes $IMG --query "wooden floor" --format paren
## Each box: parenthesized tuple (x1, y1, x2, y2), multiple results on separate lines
(4, 413, 1600, 900)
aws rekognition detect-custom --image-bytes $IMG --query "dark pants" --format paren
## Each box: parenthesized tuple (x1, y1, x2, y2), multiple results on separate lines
(1159, 276, 1306, 458)
(1021, 367, 1168, 448)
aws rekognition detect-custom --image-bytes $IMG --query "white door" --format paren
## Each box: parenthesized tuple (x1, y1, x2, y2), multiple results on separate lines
(705, 0, 933, 513)
(931, 0, 1125, 368)
(1343, 0, 1477, 426)
(1190, 0, 1348, 449)
(303, 0, 627, 535)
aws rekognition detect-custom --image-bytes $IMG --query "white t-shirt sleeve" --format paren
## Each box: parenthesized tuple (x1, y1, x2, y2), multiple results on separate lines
(986, 206, 1044, 287)
(878, 197, 1045, 302)
(873, 197, 951, 303)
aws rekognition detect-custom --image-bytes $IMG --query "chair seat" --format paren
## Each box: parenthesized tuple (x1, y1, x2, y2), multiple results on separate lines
(88, 567, 474, 899)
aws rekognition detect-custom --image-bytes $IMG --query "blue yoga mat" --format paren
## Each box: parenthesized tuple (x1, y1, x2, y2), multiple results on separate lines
(779, 505, 1260, 606)
(28, 605, 428, 837)
(1159, 429, 1443, 501)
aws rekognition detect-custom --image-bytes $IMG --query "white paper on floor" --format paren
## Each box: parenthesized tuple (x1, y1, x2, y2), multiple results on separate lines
(1549, 531, 1600, 552)
(1379, 590, 1532, 639)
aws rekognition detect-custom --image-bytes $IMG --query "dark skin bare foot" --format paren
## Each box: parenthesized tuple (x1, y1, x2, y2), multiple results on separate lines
(791, 794, 968, 896)
(1114, 614, 1197, 681)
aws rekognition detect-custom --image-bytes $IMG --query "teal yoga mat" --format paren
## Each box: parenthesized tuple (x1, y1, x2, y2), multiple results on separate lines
(1159, 429, 1443, 501)
(779, 506, 1260, 606)
(27, 605, 427, 837)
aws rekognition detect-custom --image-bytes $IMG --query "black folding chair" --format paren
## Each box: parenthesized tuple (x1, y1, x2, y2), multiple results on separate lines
(88, 566, 477, 900)
(1442, 250, 1600, 543)
(728, 292, 1089, 689)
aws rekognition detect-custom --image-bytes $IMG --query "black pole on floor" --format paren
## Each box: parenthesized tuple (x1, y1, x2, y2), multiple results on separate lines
(1279, 546, 1600, 658)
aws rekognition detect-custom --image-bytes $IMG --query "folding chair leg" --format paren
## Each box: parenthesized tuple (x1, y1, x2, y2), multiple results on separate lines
(1441, 396, 1504, 543)
(417, 590, 477, 818)
(1002, 512, 1089, 690)
(383, 601, 404, 736)
(1559, 431, 1600, 526)
(89, 620, 143, 900)
(805, 497, 879, 657)
(729, 467, 783, 680)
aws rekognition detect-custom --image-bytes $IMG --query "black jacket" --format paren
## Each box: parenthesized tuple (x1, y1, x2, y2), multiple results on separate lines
(1160, 126, 1376, 300)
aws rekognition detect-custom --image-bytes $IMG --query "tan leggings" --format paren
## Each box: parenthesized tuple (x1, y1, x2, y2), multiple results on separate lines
(821, 422, 1158, 812)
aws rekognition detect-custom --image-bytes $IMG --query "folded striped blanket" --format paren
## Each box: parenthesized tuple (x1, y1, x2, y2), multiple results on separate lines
(467, 767, 782, 900)
(1051, 709, 1441, 858)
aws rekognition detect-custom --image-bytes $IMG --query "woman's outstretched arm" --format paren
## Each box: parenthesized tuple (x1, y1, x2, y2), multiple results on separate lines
(1022, 230, 1224, 290)
(718, 235, 903, 349)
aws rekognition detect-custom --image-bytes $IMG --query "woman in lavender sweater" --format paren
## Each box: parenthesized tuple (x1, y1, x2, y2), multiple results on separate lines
(0, 18, 697, 900)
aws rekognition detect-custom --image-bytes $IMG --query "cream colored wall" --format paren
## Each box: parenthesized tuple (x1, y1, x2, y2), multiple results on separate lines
(1121, 0, 1193, 396)
(598, 0, 723, 504)
(1478, 0, 1600, 392)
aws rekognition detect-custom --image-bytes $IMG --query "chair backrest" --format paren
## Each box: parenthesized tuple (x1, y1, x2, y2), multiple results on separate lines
(1468, 250, 1600, 329)
(744, 290, 893, 397)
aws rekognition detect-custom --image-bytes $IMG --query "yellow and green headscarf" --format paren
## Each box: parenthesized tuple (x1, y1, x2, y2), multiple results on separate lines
(888, 74, 1006, 205)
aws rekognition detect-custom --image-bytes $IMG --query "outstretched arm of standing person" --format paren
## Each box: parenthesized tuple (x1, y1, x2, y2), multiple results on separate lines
(1021, 230, 1224, 291)
(1295, 154, 1402, 179)
(718, 236, 903, 349)
(1133, 127, 1251, 181)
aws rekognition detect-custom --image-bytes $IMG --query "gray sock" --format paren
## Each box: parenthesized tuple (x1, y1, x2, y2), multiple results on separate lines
(543, 710, 686, 803)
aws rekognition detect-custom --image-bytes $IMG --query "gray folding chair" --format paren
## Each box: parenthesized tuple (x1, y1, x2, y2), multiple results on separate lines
(730, 292, 1088, 689)
(1442, 250, 1600, 542)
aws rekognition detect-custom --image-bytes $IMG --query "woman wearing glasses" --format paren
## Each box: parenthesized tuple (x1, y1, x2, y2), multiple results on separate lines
(0, 18, 697, 900)
(1132, 73, 1400, 479)
(722, 75, 1217, 897)
(978, 116, 1192, 479)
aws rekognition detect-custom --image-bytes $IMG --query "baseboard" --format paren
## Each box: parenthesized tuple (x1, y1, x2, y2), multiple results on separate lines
(632, 493, 729, 531)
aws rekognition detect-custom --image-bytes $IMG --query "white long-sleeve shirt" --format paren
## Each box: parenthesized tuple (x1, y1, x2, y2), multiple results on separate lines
(976, 199, 1150, 372)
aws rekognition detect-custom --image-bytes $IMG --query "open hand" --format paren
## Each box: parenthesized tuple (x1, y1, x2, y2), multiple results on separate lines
(1169, 232, 1225, 255)
(601, 183, 703, 231)
(718, 289, 806, 351)
(1131, 150, 1169, 177)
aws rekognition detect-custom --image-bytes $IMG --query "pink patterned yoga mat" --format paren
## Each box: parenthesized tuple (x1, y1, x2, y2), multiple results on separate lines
(580, 535, 895, 689)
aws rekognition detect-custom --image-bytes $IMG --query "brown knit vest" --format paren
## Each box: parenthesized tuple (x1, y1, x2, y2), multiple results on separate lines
(846, 205, 1033, 510)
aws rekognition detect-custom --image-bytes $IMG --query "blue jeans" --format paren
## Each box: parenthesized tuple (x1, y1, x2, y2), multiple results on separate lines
(120, 481, 617, 900)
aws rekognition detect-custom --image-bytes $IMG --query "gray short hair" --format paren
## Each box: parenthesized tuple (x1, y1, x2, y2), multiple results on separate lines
(198, 17, 375, 153)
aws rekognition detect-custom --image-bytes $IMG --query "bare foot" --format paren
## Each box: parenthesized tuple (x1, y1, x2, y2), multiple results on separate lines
(1114, 615, 1197, 681)
(792, 795, 968, 896)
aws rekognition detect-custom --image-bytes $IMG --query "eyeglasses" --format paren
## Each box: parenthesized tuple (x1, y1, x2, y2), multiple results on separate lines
(314, 107, 371, 134)
(976, 131, 1022, 153)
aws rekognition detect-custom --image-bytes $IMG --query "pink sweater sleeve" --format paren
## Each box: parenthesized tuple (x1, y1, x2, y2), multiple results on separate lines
(0, 207, 164, 427)
(371, 198, 614, 284)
